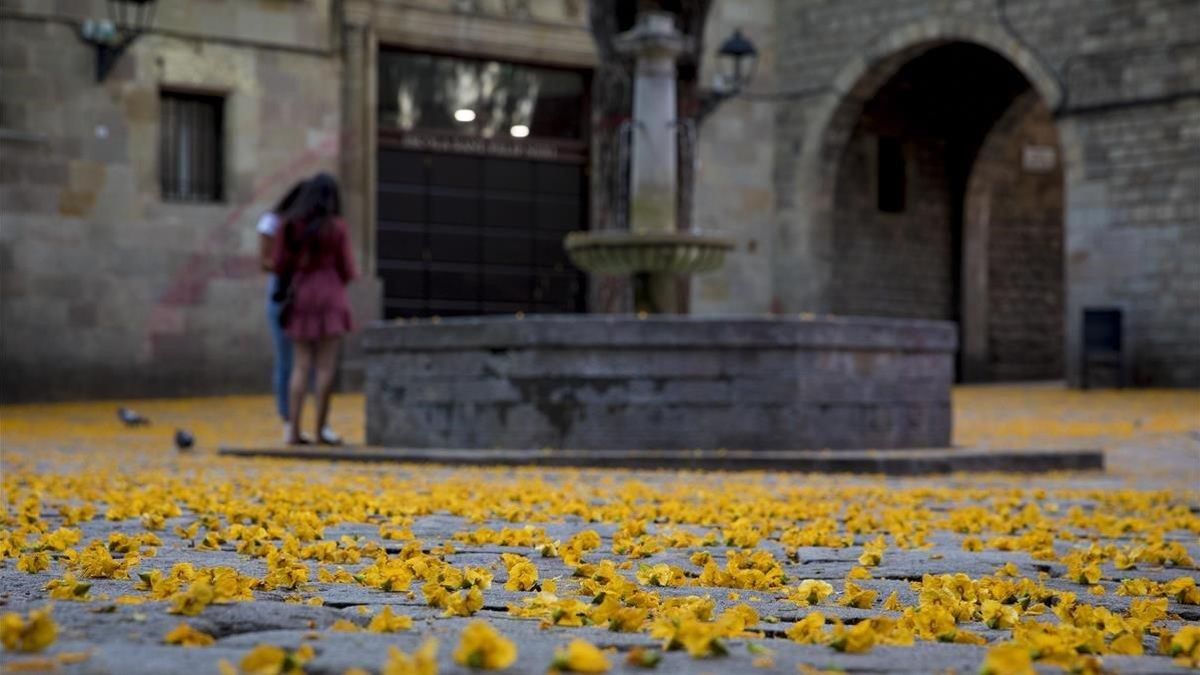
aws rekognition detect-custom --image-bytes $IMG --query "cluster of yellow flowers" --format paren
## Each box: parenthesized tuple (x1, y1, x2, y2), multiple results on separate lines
(0, 433, 1196, 674)
(0, 606, 57, 652)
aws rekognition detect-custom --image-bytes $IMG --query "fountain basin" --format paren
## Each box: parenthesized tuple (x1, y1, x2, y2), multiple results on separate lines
(563, 231, 733, 276)
(363, 315, 956, 451)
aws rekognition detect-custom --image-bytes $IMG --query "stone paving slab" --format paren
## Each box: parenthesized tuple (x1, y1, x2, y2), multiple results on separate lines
(217, 445, 1105, 475)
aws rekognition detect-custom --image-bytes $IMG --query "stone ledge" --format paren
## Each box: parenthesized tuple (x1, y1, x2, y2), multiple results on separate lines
(217, 446, 1103, 475)
(360, 315, 958, 353)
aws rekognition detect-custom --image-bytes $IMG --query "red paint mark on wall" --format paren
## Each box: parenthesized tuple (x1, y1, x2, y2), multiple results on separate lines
(145, 134, 340, 356)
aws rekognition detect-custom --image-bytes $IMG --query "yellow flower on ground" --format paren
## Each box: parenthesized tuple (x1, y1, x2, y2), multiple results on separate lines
(368, 606, 414, 633)
(829, 620, 876, 653)
(837, 581, 877, 609)
(444, 587, 484, 617)
(164, 623, 215, 647)
(1109, 632, 1144, 655)
(789, 580, 834, 606)
(979, 643, 1035, 675)
(504, 560, 539, 592)
(1067, 561, 1102, 586)
(16, 552, 51, 574)
(980, 600, 1018, 630)
(882, 591, 902, 611)
(0, 607, 57, 652)
(551, 639, 610, 673)
(1169, 626, 1200, 668)
(330, 619, 360, 632)
(43, 572, 92, 601)
(454, 621, 518, 670)
(170, 579, 216, 616)
(858, 536, 885, 567)
(1165, 576, 1200, 605)
(238, 643, 315, 675)
(383, 639, 438, 675)
(624, 647, 661, 669)
(1128, 597, 1167, 624)
(846, 566, 873, 580)
(785, 612, 827, 644)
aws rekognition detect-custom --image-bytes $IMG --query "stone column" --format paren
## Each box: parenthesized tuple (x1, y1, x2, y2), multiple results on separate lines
(617, 12, 686, 313)
(618, 12, 684, 236)
(339, 0, 382, 386)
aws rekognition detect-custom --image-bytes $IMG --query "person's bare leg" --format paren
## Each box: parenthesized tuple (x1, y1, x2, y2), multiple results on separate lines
(288, 341, 315, 443)
(313, 336, 341, 440)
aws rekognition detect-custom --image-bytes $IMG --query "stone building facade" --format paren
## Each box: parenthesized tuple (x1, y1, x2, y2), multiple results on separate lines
(695, 0, 1200, 387)
(0, 0, 595, 401)
(1, 0, 1196, 401)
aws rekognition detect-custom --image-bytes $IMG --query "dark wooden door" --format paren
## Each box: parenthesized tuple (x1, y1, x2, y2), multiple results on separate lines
(376, 148, 587, 319)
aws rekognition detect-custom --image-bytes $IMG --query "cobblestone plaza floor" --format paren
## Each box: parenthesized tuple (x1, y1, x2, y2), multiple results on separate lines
(1, 386, 1197, 673)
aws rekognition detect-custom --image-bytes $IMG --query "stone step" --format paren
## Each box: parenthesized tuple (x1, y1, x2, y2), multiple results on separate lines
(217, 445, 1103, 475)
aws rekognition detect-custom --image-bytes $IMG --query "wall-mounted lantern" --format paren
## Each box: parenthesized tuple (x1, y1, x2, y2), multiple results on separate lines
(78, 0, 158, 83)
(698, 28, 758, 121)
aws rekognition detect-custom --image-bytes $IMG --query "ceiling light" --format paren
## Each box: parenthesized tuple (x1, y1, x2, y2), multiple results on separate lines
(509, 124, 530, 138)
(454, 109, 476, 122)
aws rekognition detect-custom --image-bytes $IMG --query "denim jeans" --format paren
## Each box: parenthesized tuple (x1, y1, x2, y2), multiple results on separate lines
(267, 275, 292, 422)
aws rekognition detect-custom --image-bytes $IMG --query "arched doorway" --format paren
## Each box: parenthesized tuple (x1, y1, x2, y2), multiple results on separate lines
(828, 42, 1064, 382)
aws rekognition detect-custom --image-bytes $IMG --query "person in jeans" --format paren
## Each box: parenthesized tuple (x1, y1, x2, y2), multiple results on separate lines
(258, 180, 307, 442)
(274, 173, 356, 445)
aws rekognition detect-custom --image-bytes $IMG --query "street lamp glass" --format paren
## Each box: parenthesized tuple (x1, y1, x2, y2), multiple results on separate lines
(107, 0, 157, 32)
(717, 29, 758, 93)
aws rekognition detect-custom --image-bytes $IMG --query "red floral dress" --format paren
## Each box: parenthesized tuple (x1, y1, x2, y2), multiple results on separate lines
(273, 217, 357, 341)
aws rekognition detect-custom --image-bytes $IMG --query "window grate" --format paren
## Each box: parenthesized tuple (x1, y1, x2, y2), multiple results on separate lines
(159, 91, 224, 202)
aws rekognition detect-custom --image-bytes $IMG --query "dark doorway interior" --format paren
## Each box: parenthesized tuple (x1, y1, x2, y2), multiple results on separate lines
(375, 49, 590, 319)
(830, 42, 1064, 382)
(376, 150, 587, 318)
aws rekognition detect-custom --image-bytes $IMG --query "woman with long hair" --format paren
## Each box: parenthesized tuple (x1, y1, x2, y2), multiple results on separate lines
(258, 179, 307, 438)
(273, 173, 355, 445)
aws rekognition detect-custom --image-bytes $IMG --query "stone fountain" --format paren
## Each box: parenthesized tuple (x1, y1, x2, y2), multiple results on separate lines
(362, 12, 956, 453)
(564, 11, 733, 314)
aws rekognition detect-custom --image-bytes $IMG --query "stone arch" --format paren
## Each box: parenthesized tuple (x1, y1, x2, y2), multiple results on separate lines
(775, 18, 1071, 381)
(774, 18, 1070, 316)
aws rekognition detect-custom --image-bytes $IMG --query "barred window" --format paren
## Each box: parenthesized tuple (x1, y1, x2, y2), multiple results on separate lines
(159, 91, 224, 202)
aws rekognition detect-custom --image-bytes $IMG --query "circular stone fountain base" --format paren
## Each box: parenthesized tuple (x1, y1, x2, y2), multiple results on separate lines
(363, 315, 956, 451)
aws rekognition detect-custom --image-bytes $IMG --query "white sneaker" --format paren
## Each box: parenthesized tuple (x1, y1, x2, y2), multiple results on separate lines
(283, 426, 314, 445)
(318, 426, 342, 445)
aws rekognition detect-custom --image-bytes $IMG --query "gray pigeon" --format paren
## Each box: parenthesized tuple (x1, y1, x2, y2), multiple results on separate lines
(117, 407, 150, 426)
(174, 429, 194, 452)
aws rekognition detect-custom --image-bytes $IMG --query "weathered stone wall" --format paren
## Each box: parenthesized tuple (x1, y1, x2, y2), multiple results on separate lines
(692, 0, 1200, 386)
(364, 316, 956, 450)
(0, 0, 593, 401)
(0, 0, 341, 401)
(689, 0, 776, 314)
(830, 126, 955, 322)
(964, 91, 1064, 382)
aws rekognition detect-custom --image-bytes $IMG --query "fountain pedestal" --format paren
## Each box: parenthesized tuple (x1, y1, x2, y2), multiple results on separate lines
(364, 315, 956, 450)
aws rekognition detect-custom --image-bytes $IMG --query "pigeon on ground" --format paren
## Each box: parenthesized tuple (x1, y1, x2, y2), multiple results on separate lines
(174, 429, 194, 452)
(117, 407, 150, 426)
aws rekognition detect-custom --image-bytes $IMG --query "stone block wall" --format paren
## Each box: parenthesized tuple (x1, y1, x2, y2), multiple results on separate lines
(0, 1, 341, 401)
(689, 0, 776, 314)
(964, 91, 1064, 382)
(364, 316, 956, 450)
(691, 0, 1200, 386)
(830, 128, 955, 322)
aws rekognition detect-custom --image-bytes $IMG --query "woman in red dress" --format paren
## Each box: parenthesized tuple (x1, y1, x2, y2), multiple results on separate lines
(273, 173, 356, 445)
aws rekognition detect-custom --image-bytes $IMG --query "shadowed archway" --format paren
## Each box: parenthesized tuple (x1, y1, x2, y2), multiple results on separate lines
(826, 42, 1065, 382)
